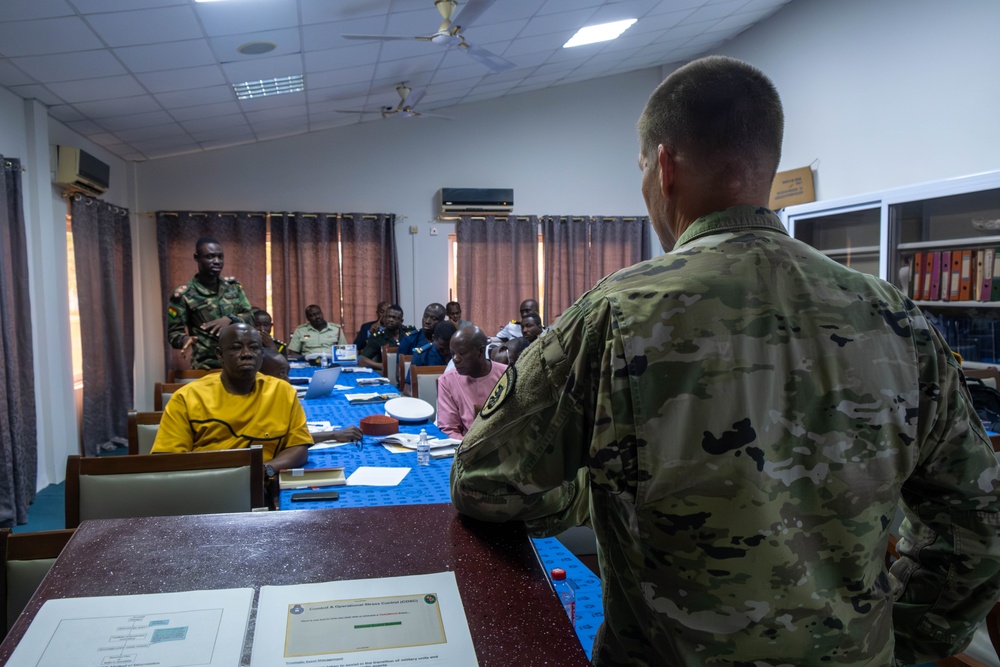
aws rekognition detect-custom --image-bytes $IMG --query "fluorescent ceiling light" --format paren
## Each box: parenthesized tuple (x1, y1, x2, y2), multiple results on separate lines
(563, 19, 637, 48)
(233, 75, 304, 101)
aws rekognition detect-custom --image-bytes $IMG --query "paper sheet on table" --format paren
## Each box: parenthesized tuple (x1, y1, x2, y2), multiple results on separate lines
(307, 421, 337, 433)
(309, 441, 351, 450)
(7, 588, 253, 667)
(346, 466, 410, 486)
(334, 384, 353, 390)
(250, 571, 478, 667)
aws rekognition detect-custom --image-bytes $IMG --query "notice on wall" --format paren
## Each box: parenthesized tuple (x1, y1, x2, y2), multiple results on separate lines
(769, 165, 816, 209)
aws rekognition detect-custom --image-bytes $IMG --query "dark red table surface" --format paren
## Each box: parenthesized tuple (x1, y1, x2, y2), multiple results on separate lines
(0, 504, 587, 666)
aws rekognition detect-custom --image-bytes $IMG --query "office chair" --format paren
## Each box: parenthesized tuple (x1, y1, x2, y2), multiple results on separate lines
(382, 345, 399, 382)
(166, 368, 221, 384)
(153, 382, 186, 411)
(1, 528, 75, 634)
(411, 364, 447, 409)
(64, 449, 266, 528)
(126, 410, 163, 455)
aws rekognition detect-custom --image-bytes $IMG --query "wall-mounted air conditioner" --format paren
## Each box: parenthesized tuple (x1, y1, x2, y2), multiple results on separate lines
(439, 187, 513, 214)
(55, 146, 110, 196)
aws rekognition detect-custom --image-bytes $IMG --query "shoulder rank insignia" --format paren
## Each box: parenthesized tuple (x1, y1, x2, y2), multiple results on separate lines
(223, 276, 241, 284)
(172, 284, 189, 298)
(480, 366, 515, 418)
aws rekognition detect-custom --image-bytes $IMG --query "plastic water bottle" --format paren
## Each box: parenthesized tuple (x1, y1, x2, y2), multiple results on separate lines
(417, 429, 430, 466)
(550, 568, 575, 625)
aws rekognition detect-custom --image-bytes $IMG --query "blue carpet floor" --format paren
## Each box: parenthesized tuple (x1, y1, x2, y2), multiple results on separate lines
(13, 482, 65, 533)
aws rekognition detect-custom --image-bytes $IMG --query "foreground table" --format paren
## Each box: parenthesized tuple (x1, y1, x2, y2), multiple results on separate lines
(0, 505, 588, 667)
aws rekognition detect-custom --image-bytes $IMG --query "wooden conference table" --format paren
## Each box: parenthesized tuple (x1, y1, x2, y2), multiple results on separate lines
(0, 506, 588, 666)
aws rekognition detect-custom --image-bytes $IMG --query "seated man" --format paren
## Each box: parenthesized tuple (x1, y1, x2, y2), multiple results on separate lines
(437, 326, 507, 439)
(358, 304, 414, 371)
(446, 301, 473, 331)
(403, 320, 456, 396)
(259, 349, 363, 444)
(495, 298, 539, 341)
(152, 323, 310, 472)
(520, 311, 545, 343)
(490, 335, 531, 367)
(354, 300, 391, 348)
(253, 308, 287, 355)
(287, 304, 346, 359)
(399, 303, 446, 356)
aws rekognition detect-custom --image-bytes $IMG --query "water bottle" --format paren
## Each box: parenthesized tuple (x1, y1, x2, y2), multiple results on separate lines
(417, 428, 430, 466)
(550, 568, 575, 625)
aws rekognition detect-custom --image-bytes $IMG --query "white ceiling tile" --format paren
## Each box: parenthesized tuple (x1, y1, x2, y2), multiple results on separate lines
(48, 105, 86, 122)
(237, 90, 306, 111)
(304, 17, 392, 51)
(115, 123, 190, 142)
(384, 7, 437, 35)
(46, 75, 147, 103)
(520, 8, 596, 38)
(0, 60, 36, 87)
(221, 53, 303, 82)
(167, 100, 243, 121)
(253, 126, 305, 141)
(373, 52, 447, 81)
(73, 94, 164, 118)
(309, 114, 359, 132)
(64, 119, 106, 135)
(301, 0, 388, 24)
(630, 10, 693, 34)
(195, 0, 298, 37)
(156, 85, 235, 108)
(647, 0, 708, 13)
(307, 64, 377, 90)
(180, 114, 249, 133)
(711, 7, 777, 31)
(0, 17, 104, 57)
(245, 105, 308, 123)
(114, 40, 217, 73)
(129, 135, 192, 151)
(86, 6, 203, 48)
(190, 124, 255, 142)
(71, 0, 187, 12)
(136, 66, 226, 94)
(304, 43, 381, 73)
(199, 136, 257, 151)
(589, 0, 661, 23)
(4, 0, 75, 21)
(98, 110, 176, 131)
(682, 0, 749, 23)
(12, 50, 126, 83)
(210, 28, 301, 62)
(87, 132, 124, 147)
(142, 144, 202, 159)
(7, 84, 67, 106)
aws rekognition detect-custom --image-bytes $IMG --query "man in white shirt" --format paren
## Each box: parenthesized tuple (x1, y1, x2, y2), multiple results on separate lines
(437, 326, 506, 439)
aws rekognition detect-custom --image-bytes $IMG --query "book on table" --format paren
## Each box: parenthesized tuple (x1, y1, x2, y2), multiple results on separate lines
(279, 467, 347, 489)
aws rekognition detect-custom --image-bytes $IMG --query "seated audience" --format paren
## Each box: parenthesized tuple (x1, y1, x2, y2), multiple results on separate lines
(399, 303, 446, 355)
(253, 308, 287, 355)
(446, 301, 473, 330)
(404, 320, 456, 396)
(520, 311, 545, 343)
(354, 300, 391, 348)
(259, 348, 290, 380)
(288, 304, 346, 358)
(437, 326, 507, 439)
(495, 298, 539, 341)
(152, 323, 310, 471)
(358, 305, 414, 371)
(490, 335, 531, 366)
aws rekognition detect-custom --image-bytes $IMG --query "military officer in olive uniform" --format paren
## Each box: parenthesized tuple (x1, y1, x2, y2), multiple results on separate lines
(287, 304, 346, 358)
(167, 237, 254, 370)
(358, 304, 414, 372)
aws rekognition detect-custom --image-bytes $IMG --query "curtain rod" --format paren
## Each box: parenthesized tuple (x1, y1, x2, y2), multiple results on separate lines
(154, 211, 268, 218)
(149, 212, 394, 220)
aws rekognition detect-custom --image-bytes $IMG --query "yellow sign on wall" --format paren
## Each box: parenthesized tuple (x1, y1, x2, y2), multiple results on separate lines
(769, 166, 816, 210)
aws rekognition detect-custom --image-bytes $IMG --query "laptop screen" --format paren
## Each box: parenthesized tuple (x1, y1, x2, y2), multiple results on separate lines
(332, 344, 358, 366)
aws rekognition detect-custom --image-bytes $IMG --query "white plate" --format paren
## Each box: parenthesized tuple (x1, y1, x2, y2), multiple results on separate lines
(384, 397, 435, 423)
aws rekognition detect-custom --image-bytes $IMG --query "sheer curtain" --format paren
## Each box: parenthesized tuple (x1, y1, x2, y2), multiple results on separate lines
(456, 215, 538, 335)
(339, 213, 398, 338)
(270, 213, 342, 343)
(542, 216, 649, 321)
(0, 156, 37, 527)
(155, 212, 267, 373)
(71, 194, 133, 456)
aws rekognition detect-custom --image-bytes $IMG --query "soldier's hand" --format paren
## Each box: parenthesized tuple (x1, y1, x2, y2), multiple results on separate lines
(334, 426, 363, 442)
(201, 316, 231, 336)
(180, 336, 194, 358)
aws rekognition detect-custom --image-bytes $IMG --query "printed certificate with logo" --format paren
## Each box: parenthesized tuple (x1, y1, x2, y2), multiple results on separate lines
(250, 571, 479, 667)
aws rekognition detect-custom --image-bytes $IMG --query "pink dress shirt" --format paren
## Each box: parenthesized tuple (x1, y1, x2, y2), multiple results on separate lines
(436, 361, 508, 439)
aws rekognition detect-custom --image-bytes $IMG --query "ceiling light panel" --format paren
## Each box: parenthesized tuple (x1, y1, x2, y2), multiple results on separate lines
(232, 74, 305, 100)
(564, 19, 637, 47)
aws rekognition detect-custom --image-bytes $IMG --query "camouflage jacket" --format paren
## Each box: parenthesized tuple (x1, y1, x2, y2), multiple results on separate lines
(451, 206, 1000, 666)
(167, 275, 253, 369)
(360, 325, 416, 361)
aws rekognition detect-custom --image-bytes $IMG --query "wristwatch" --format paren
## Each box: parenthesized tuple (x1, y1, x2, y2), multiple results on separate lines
(264, 464, 277, 479)
(227, 314, 240, 324)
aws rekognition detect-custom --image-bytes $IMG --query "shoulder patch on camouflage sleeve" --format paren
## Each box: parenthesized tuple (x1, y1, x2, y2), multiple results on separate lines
(480, 365, 515, 418)
(172, 284, 188, 298)
(167, 306, 180, 319)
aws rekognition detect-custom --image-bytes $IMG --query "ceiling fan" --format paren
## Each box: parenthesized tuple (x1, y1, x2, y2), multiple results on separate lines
(335, 83, 454, 120)
(342, 0, 515, 73)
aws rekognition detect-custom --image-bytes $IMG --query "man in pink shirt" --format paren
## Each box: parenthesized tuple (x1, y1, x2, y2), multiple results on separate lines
(437, 326, 507, 439)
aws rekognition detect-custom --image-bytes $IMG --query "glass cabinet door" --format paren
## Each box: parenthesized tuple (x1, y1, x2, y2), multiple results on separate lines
(789, 205, 882, 277)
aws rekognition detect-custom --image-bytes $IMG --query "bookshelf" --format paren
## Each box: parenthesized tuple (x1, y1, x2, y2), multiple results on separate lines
(781, 170, 1000, 366)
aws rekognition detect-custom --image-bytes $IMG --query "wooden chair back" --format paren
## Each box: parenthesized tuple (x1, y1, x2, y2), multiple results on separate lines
(411, 365, 447, 409)
(398, 354, 413, 390)
(153, 382, 186, 411)
(166, 368, 220, 384)
(126, 410, 164, 455)
(382, 345, 399, 381)
(1, 528, 75, 633)
(64, 450, 265, 528)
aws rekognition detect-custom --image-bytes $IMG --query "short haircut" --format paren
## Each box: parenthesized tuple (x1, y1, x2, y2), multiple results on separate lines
(387, 304, 403, 315)
(305, 304, 321, 313)
(194, 237, 220, 253)
(433, 320, 457, 342)
(252, 309, 270, 320)
(260, 348, 289, 378)
(505, 336, 531, 365)
(522, 311, 542, 326)
(637, 55, 783, 189)
(425, 303, 446, 319)
(446, 301, 460, 309)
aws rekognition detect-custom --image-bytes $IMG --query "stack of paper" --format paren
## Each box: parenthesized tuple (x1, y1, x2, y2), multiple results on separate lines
(345, 392, 401, 405)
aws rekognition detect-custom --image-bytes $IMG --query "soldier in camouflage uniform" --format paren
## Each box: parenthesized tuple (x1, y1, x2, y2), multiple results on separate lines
(451, 56, 1000, 666)
(167, 238, 253, 369)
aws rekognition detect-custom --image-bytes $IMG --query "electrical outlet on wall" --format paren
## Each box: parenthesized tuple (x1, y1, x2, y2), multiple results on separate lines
(409, 225, 419, 234)
(430, 227, 439, 236)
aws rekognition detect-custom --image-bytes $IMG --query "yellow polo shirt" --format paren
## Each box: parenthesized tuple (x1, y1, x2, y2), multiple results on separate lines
(152, 373, 312, 462)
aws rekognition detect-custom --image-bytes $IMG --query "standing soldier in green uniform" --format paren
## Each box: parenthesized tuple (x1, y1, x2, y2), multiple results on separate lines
(167, 237, 253, 369)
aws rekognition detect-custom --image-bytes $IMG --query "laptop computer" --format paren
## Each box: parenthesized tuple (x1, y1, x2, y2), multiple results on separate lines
(299, 367, 342, 400)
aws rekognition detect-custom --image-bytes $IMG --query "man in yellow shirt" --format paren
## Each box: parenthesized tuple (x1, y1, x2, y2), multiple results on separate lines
(153, 323, 311, 472)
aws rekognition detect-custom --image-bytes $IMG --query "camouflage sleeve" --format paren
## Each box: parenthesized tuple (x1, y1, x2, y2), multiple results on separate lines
(228, 282, 254, 325)
(166, 289, 191, 349)
(890, 322, 1000, 663)
(450, 304, 594, 536)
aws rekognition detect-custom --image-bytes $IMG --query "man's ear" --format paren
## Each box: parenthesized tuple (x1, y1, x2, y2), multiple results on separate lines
(216, 346, 223, 361)
(657, 143, 675, 196)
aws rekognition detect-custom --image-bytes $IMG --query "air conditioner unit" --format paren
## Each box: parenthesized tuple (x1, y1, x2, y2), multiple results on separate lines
(439, 187, 513, 214)
(55, 146, 110, 196)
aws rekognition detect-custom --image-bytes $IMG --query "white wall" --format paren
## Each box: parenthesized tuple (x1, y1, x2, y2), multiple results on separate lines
(718, 0, 1000, 200)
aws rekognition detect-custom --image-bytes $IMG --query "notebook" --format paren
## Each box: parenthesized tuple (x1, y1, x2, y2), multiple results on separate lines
(300, 367, 342, 400)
